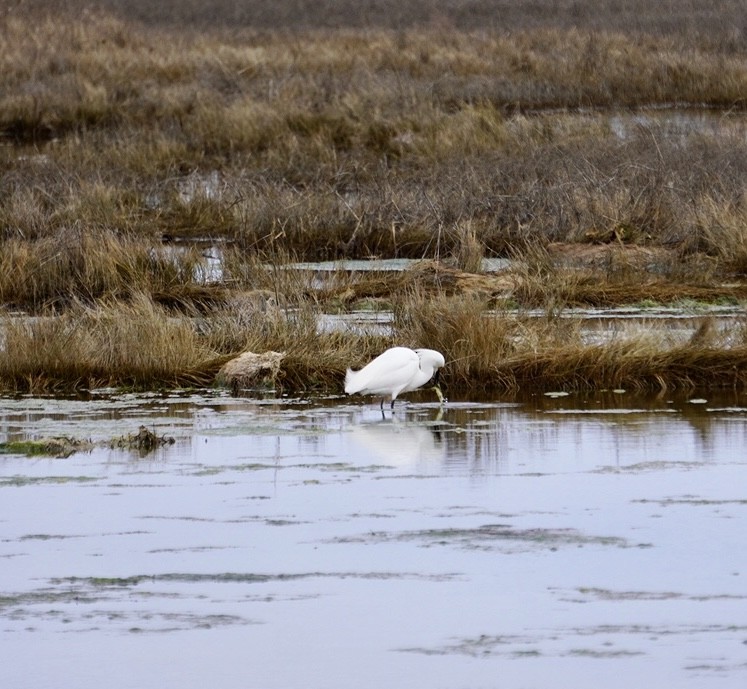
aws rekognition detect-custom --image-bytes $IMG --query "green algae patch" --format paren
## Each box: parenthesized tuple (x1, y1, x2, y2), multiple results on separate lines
(0, 437, 93, 458)
(0, 475, 98, 487)
(0, 426, 175, 460)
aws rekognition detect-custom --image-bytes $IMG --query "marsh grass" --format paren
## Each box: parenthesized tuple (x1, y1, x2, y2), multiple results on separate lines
(451, 221, 485, 274)
(2, 288, 747, 394)
(0, 437, 94, 458)
(397, 292, 747, 392)
(394, 292, 518, 388)
(693, 196, 747, 274)
(0, 230, 228, 311)
(2, 3, 747, 393)
(0, 295, 221, 391)
(499, 336, 747, 393)
(0, 294, 389, 393)
(16, 0, 743, 44)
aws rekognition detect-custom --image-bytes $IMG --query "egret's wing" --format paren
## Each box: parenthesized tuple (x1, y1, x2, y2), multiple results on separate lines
(346, 348, 419, 395)
(357, 361, 417, 396)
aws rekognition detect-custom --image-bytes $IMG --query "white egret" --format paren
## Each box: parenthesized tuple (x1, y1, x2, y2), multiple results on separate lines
(344, 346, 446, 411)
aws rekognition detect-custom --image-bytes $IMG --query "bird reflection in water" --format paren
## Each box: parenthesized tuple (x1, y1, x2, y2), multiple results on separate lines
(347, 406, 446, 468)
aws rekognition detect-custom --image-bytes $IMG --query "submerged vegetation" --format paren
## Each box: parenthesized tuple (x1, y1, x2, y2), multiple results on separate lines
(0, 425, 174, 457)
(1, 1, 746, 394)
(0, 436, 93, 459)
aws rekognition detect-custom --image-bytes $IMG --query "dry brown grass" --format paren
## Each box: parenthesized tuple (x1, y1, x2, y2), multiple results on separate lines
(0, 295, 221, 391)
(0, 293, 389, 393)
(0, 229, 220, 311)
(393, 290, 747, 393)
(497, 336, 747, 393)
(200, 299, 391, 390)
(17, 0, 747, 44)
(393, 292, 520, 389)
(2, 287, 747, 394)
(2, 4, 747, 393)
(1, 9, 745, 264)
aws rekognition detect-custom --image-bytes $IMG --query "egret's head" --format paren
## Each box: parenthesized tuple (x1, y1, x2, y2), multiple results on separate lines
(415, 348, 446, 391)
(414, 348, 446, 371)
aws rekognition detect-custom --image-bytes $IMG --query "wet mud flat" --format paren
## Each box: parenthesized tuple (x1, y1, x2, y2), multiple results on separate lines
(1, 390, 747, 688)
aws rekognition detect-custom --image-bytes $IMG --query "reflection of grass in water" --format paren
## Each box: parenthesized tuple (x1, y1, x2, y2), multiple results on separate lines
(204, 423, 327, 436)
(595, 460, 707, 473)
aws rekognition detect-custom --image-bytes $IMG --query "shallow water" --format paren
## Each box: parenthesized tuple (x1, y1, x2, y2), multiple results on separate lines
(607, 107, 747, 142)
(1, 389, 747, 689)
(320, 304, 746, 343)
(284, 257, 512, 273)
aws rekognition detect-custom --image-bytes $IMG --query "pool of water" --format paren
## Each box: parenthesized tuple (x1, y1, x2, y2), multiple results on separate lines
(1, 389, 746, 688)
(284, 257, 512, 273)
(320, 304, 746, 343)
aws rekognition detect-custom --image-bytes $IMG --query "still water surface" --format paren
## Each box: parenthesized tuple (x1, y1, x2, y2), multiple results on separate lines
(1, 390, 746, 688)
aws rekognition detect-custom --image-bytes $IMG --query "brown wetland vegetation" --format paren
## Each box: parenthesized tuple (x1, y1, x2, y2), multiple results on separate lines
(1, 0, 747, 394)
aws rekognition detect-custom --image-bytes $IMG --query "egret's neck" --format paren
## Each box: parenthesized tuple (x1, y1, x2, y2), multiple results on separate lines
(415, 363, 435, 386)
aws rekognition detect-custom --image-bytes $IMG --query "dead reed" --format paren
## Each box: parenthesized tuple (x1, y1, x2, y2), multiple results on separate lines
(394, 291, 747, 393)
(497, 337, 747, 393)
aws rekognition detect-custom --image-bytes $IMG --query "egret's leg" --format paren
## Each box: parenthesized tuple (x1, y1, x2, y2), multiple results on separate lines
(380, 398, 384, 411)
(390, 399, 396, 412)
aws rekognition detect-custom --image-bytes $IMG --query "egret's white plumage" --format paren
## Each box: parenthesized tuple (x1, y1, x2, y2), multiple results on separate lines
(345, 346, 445, 410)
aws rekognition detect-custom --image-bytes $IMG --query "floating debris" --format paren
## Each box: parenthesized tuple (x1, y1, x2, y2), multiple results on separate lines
(110, 426, 175, 454)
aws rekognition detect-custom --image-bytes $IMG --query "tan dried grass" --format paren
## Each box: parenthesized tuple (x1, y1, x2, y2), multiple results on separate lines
(0, 229, 215, 310)
(0, 294, 220, 391)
